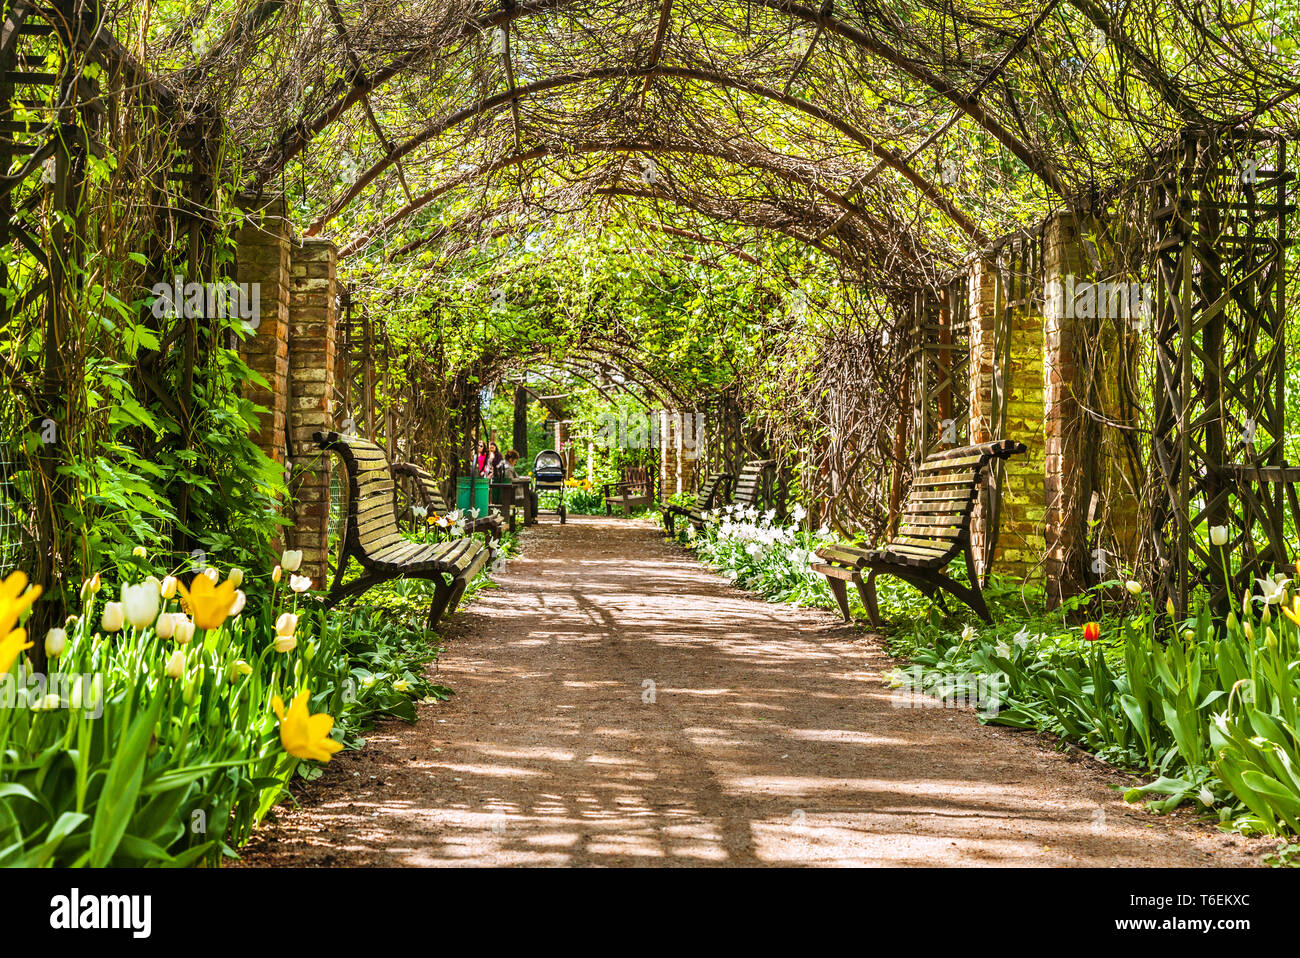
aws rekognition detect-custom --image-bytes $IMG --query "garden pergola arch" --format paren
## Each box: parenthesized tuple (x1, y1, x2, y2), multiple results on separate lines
(248, 0, 1067, 201)
(338, 139, 912, 260)
(304, 64, 987, 243)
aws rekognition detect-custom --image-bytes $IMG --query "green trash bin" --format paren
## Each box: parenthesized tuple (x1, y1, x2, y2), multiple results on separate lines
(456, 476, 491, 516)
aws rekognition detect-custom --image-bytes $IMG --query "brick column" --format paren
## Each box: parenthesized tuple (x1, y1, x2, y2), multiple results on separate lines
(235, 196, 291, 473)
(1043, 212, 1141, 602)
(966, 254, 1047, 583)
(287, 238, 337, 587)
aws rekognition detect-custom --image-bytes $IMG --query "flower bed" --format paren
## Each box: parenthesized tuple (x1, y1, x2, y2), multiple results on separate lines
(0, 530, 511, 866)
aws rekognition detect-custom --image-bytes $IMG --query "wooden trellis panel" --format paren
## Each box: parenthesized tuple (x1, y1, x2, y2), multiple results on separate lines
(1149, 131, 1292, 615)
(910, 284, 969, 466)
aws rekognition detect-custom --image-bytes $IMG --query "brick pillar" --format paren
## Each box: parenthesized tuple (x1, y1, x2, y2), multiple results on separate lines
(967, 254, 1047, 583)
(660, 409, 677, 498)
(235, 196, 291, 472)
(675, 412, 696, 498)
(966, 256, 999, 574)
(1043, 212, 1141, 602)
(287, 238, 337, 587)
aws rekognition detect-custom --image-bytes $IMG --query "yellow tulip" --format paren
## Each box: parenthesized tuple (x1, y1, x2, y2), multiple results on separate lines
(175, 573, 238, 630)
(0, 627, 31, 675)
(272, 692, 344, 762)
(1283, 596, 1300, 629)
(0, 571, 41, 635)
(0, 570, 40, 673)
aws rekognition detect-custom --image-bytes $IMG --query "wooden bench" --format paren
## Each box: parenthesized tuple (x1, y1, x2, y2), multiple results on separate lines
(391, 461, 505, 541)
(662, 471, 732, 536)
(728, 458, 775, 512)
(315, 431, 492, 629)
(604, 464, 656, 516)
(811, 440, 1026, 626)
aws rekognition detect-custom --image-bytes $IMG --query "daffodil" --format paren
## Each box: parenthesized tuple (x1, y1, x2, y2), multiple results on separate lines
(272, 692, 344, 762)
(175, 573, 238, 630)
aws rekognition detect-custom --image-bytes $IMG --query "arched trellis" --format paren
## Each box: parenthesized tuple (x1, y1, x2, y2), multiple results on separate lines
(247, 0, 1070, 204)
(304, 64, 986, 243)
(337, 138, 917, 260)
(376, 180, 897, 282)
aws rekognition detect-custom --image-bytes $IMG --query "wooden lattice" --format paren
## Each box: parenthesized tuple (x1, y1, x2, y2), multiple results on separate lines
(1149, 130, 1293, 615)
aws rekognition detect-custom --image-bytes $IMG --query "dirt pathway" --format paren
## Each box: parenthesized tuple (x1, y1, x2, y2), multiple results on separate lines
(239, 515, 1264, 867)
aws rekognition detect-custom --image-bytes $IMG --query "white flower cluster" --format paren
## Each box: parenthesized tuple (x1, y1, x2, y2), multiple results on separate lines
(698, 502, 823, 571)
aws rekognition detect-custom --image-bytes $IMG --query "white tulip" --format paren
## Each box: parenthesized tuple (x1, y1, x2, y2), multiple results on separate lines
(1256, 577, 1288, 605)
(172, 615, 196, 645)
(1125, 580, 1143, 596)
(160, 575, 178, 599)
(228, 568, 244, 589)
(44, 628, 67, 658)
(155, 611, 176, 639)
(275, 612, 298, 637)
(280, 550, 303, 573)
(1209, 525, 1229, 547)
(289, 574, 312, 594)
(229, 589, 247, 616)
(203, 567, 220, 584)
(273, 633, 298, 654)
(272, 564, 282, 584)
(101, 602, 124, 633)
(164, 649, 185, 680)
(120, 580, 161, 630)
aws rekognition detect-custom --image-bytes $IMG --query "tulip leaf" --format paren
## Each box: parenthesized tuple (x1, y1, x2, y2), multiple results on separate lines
(89, 692, 163, 867)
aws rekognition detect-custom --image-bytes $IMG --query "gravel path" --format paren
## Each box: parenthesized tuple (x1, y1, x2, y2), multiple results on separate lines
(238, 515, 1265, 867)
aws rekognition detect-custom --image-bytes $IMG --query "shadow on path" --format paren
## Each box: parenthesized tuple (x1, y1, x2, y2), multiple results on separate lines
(237, 515, 1262, 867)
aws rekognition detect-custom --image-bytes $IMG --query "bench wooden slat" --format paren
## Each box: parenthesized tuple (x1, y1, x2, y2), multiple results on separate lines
(312, 430, 494, 630)
(811, 439, 1027, 626)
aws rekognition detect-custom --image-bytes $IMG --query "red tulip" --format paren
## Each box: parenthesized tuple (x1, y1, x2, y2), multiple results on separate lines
(1082, 621, 1101, 642)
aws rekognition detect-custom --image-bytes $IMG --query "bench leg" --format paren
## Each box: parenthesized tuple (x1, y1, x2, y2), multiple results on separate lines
(664, 511, 676, 537)
(856, 570, 881, 628)
(825, 575, 852, 622)
(962, 543, 993, 623)
(446, 576, 469, 617)
(426, 577, 456, 630)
